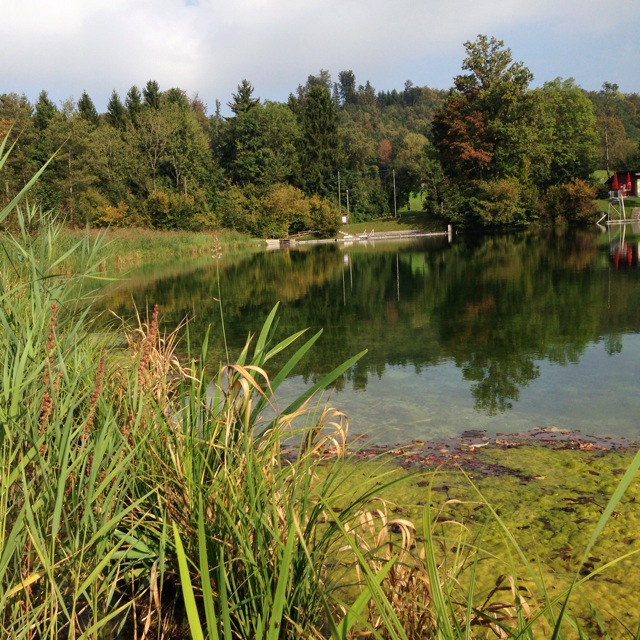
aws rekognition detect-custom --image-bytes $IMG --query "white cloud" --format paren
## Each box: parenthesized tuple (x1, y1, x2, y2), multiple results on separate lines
(1, 0, 639, 113)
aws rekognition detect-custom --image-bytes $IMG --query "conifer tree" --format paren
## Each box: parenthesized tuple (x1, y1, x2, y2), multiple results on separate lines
(106, 90, 127, 129)
(228, 79, 260, 115)
(143, 80, 161, 109)
(77, 91, 100, 126)
(125, 85, 143, 125)
(33, 90, 58, 131)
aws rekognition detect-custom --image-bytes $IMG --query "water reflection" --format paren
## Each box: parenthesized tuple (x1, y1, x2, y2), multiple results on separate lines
(101, 228, 640, 442)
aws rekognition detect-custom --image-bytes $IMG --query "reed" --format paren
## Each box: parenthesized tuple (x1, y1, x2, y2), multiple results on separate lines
(59, 227, 258, 275)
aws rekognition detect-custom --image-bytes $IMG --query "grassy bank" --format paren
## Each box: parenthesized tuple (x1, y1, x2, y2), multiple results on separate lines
(595, 196, 640, 215)
(61, 227, 260, 275)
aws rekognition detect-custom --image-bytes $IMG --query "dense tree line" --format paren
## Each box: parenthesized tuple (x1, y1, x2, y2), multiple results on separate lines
(1, 35, 640, 234)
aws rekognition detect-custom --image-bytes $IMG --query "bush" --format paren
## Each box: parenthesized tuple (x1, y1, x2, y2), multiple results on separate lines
(143, 189, 204, 230)
(309, 194, 340, 237)
(260, 183, 310, 237)
(438, 178, 530, 228)
(543, 178, 597, 224)
(472, 177, 528, 226)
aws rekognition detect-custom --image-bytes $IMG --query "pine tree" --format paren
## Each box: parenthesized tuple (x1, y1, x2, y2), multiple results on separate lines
(33, 90, 58, 131)
(77, 91, 100, 126)
(143, 80, 161, 109)
(299, 84, 340, 197)
(125, 86, 143, 125)
(228, 80, 260, 115)
(106, 90, 127, 129)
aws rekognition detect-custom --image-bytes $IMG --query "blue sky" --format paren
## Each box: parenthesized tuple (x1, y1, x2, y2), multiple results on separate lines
(2, 0, 639, 115)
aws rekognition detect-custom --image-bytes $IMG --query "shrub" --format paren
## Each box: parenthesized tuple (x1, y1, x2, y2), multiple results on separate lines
(543, 178, 597, 224)
(260, 182, 310, 237)
(309, 194, 340, 238)
(144, 189, 202, 230)
(472, 178, 528, 226)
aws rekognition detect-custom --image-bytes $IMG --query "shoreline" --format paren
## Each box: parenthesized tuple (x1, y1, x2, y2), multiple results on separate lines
(293, 426, 640, 478)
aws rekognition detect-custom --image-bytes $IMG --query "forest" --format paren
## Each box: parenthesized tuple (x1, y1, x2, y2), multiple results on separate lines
(1, 35, 640, 236)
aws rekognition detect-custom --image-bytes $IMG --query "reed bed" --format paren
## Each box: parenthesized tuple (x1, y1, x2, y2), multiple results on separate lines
(49, 227, 258, 275)
(2, 136, 640, 638)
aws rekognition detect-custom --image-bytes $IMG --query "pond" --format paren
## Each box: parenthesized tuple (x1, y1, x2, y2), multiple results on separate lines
(101, 225, 640, 445)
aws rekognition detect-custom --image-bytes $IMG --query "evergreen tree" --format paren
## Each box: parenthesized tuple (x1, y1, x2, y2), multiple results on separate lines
(77, 91, 100, 126)
(106, 90, 127, 129)
(337, 70, 357, 107)
(143, 80, 161, 109)
(299, 84, 340, 197)
(125, 85, 143, 125)
(228, 79, 260, 115)
(33, 90, 58, 131)
(164, 87, 189, 108)
(0, 93, 36, 207)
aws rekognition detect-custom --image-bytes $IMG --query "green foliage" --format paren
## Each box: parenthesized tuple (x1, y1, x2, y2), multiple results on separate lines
(298, 83, 341, 197)
(221, 101, 301, 188)
(218, 182, 254, 233)
(106, 89, 127, 129)
(227, 79, 260, 115)
(143, 79, 161, 109)
(432, 36, 606, 227)
(542, 178, 598, 223)
(77, 90, 100, 126)
(537, 79, 599, 185)
(260, 183, 310, 237)
(125, 85, 143, 125)
(433, 36, 537, 185)
(215, 182, 339, 238)
(5, 44, 640, 234)
(472, 177, 528, 226)
(143, 189, 204, 230)
(309, 194, 340, 237)
(33, 90, 58, 131)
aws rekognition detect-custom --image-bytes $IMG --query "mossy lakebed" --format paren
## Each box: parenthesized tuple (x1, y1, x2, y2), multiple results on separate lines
(314, 427, 640, 637)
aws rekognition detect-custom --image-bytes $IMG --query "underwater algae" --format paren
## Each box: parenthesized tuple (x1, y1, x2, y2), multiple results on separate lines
(323, 429, 640, 636)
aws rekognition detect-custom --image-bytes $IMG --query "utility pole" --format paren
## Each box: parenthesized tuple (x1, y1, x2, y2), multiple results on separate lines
(393, 169, 397, 218)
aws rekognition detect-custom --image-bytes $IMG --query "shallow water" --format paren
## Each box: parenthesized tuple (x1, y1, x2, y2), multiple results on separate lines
(101, 226, 640, 445)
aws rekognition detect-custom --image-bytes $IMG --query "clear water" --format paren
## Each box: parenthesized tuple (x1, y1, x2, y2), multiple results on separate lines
(101, 226, 640, 445)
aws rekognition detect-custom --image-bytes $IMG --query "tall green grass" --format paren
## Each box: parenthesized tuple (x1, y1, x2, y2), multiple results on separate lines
(0, 134, 378, 638)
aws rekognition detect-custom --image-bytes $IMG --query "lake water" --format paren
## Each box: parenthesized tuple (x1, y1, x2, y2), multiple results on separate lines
(102, 226, 640, 445)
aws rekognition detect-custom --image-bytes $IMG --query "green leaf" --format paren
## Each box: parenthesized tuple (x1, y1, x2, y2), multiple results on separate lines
(173, 522, 205, 640)
(266, 522, 297, 640)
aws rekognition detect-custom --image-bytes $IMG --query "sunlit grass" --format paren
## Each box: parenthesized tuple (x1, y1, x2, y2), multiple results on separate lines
(60, 226, 260, 274)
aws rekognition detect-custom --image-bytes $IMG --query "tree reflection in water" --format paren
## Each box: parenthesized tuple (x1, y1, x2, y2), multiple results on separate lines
(101, 227, 640, 439)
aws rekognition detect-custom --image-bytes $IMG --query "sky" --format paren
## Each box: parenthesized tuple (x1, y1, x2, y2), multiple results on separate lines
(2, 0, 640, 116)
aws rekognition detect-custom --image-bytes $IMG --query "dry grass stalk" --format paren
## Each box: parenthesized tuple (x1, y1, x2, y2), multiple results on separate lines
(467, 573, 533, 638)
(338, 495, 539, 639)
